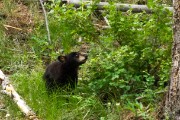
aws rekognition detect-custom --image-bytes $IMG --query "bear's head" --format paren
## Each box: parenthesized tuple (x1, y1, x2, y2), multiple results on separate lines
(57, 52, 88, 66)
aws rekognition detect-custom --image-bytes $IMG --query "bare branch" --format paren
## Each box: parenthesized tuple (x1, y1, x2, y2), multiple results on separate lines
(39, 0, 51, 44)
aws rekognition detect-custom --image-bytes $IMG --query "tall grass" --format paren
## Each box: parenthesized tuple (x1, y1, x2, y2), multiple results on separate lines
(6, 65, 120, 120)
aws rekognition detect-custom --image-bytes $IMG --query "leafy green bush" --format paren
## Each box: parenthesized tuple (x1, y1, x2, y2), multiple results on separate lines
(46, 2, 98, 53)
(88, 46, 138, 101)
(84, 2, 172, 104)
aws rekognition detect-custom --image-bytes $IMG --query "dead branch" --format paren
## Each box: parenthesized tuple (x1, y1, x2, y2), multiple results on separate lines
(39, 0, 51, 44)
(0, 70, 39, 120)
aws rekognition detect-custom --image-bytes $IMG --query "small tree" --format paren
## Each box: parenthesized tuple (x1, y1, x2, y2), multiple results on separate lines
(165, 0, 180, 119)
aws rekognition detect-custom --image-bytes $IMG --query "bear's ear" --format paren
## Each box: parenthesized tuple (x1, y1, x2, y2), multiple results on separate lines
(58, 56, 66, 63)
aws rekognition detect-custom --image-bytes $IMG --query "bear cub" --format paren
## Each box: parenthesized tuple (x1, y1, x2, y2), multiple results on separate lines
(43, 52, 88, 92)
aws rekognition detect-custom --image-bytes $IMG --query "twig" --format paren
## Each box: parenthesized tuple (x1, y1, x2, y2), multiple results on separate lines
(83, 109, 90, 120)
(3, 24, 22, 31)
(39, 0, 51, 44)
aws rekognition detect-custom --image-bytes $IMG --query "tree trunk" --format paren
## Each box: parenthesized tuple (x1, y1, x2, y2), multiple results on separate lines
(165, 0, 180, 119)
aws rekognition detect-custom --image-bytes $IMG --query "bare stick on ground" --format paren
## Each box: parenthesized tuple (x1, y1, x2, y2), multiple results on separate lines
(0, 70, 39, 120)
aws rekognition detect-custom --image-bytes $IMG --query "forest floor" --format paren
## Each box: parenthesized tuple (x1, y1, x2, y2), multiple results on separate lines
(0, 1, 35, 119)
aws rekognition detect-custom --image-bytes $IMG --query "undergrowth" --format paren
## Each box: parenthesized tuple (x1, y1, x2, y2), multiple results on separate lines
(0, 0, 173, 120)
(7, 66, 122, 120)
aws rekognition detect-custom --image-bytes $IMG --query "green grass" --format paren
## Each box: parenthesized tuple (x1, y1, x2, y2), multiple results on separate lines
(6, 65, 120, 120)
(0, 60, 157, 120)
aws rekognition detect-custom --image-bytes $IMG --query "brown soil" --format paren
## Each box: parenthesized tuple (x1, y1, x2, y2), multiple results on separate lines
(1, 1, 37, 40)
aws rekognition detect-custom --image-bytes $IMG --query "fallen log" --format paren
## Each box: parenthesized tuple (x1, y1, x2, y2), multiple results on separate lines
(0, 70, 39, 120)
(65, 1, 173, 13)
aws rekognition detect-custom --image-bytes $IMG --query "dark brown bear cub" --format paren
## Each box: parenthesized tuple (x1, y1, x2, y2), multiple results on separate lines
(43, 52, 88, 92)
